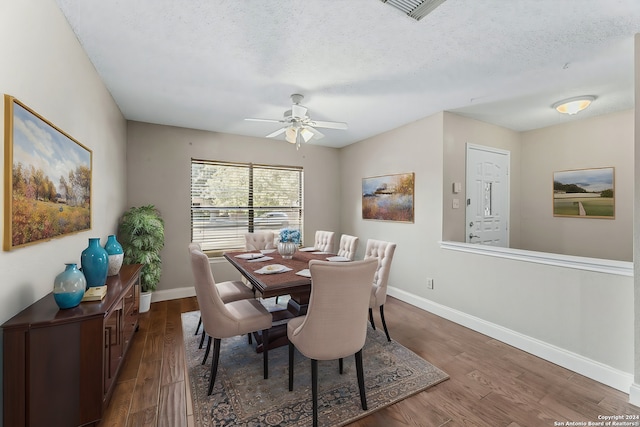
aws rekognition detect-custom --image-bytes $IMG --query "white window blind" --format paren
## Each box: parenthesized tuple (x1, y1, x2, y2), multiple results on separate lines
(191, 159, 303, 253)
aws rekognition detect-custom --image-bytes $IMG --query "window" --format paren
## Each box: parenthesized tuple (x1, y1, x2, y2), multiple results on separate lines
(191, 159, 303, 254)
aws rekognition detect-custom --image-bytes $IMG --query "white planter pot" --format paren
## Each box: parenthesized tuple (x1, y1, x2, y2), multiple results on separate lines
(139, 291, 152, 313)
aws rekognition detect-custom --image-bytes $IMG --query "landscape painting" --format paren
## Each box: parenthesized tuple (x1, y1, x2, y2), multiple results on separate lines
(553, 167, 614, 219)
(4, 95, 92, 250)
(362, 172, 414, 222)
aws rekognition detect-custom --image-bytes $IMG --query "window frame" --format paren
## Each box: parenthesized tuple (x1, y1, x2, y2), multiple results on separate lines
(191, 159, 303, 256)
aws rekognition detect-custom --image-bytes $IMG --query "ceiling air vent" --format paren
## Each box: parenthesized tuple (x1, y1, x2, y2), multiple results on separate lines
(380, 0, 448, 21)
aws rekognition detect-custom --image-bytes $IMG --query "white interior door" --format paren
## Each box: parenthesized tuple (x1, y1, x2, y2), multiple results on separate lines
(465, 144, 510, 246)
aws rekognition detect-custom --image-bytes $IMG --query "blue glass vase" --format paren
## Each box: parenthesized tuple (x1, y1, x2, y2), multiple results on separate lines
(53, 263, 86, 309)
(81, 238, 109, 287)
(104, 234, 124, 276)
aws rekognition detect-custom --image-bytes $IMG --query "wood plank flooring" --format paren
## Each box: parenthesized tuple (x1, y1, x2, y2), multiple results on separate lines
(98, 296, 640, 427)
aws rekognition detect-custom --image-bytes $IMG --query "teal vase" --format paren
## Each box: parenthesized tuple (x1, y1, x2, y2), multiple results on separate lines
(53, 263, 86, 309)
(104, 234, 124, 276)
(81, 238, 109, 287)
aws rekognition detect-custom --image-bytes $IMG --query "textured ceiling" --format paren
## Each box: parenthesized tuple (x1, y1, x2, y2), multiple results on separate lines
(54, 0, 640, 148)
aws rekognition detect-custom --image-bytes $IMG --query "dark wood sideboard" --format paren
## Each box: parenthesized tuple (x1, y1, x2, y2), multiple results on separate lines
(2, 264, 143, 427)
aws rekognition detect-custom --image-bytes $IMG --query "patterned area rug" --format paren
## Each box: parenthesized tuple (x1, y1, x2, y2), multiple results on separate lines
(182, 308, 449, 427)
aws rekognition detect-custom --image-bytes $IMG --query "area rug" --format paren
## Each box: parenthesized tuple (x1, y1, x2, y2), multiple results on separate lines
(182, 309, 449, 427)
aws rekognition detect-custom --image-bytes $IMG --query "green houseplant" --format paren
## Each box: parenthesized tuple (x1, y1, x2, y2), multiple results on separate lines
(118, 205, 165, 312)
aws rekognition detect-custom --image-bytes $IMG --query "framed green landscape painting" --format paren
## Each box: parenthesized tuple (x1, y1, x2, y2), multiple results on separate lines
(553, 167, 614, 219)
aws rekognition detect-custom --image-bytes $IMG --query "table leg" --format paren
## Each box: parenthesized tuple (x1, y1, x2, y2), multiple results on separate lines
(287, 291, 310, 316)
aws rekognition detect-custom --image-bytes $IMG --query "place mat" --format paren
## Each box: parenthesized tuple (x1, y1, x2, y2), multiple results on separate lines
(255, 264, 293, 274)
(295, 268, 311, 278)
(247, 256, 273, 263)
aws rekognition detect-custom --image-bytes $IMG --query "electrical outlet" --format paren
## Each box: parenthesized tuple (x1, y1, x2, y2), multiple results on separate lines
(427, 278, 434, 289)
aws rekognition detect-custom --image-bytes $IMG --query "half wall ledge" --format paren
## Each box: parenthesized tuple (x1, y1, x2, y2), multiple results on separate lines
(440, 241, 633, 277)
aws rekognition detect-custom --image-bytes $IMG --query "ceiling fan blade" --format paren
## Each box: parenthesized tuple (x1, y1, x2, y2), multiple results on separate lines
(305, 126, 325, 140)
(266, 127, 286, 138)
(308, 120, 348, 130)
(245, 118, 284, 124)
(291, 104, 307, 119)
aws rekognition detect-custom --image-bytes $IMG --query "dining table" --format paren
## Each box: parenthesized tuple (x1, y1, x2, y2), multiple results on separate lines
(223, 247, 346, 351)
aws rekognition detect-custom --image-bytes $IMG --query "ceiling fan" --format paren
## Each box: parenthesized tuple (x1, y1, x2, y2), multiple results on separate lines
(245, 94, 348, 149)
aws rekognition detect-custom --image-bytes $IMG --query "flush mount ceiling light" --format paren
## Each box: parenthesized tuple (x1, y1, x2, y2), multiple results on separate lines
(552, 96, 596, 115)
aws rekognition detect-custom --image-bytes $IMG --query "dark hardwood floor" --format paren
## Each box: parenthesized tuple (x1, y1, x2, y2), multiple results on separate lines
(98, 296, 640, 427)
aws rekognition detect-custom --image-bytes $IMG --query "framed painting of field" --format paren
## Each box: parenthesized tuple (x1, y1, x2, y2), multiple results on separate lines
(3, 95, 92, 250)
(553, 167, 614, 219)
(362, 172, 414, 222)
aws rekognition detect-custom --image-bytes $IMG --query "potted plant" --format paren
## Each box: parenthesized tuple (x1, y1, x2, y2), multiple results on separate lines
(118, 205, 165, 313)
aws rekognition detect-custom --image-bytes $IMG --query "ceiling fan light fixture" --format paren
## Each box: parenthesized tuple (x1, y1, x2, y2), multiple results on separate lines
(552, 96, 596, 115)
(285, 127, 298, 144)
(300, 127, 314, 143)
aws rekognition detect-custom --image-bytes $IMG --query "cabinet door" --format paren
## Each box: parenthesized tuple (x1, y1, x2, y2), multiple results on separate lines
(28, 318, 103, 427)
(103, 299, 124, 395)
(122, 279, 139, 348)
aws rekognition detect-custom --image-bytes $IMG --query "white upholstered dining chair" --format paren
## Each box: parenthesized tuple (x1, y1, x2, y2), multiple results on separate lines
(287, 258, 378, 427)
(189, 243, 255, 347)
(244, 231, 276, 251)
(336, 234, 359, 260)
(313, 230, 335, 253)
(364, 239, 397, 342)
(189, 247, 273, 395)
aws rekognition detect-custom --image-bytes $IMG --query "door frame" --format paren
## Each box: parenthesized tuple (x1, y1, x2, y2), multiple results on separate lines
(465, 143, 511, 247)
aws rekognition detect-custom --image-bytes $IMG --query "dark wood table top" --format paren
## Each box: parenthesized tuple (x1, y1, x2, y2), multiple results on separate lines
(223, 249, 335, 298)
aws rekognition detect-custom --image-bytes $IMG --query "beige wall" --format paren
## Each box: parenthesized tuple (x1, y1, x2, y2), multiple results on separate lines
(125, 121, 342, 293)
(632, 33, 640, 402)
(442, 109, 633, 261)
(340, 113, 444, 297)
(341, 111, 634, 390)
(0, 2, 128, 420)
(520, 110, 634, 260)
(442, 112, 522, 246)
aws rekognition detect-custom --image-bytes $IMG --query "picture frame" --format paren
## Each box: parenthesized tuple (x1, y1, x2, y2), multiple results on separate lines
(362, 172, 414, 222)
(553, 167, 614, 219)
(4, 95, 92, 250)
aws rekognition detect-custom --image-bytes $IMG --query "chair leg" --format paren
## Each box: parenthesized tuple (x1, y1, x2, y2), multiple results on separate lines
(202, 335, 212, 365)
(275, 296, 280, 304)
(248, 332, 252, 345)
(355, 349, 368, 410)
(207, 338, 222, 395)
(379, 304, 391, 342)
(199, 330, 206, 349)
(195, 316, 202, 335)
(262, 328, 269, 379)
(288, 341, 295, 391)
(312, 359, 319, 427)
(368, 308, 376, 330)
(339, 358, 343, 374)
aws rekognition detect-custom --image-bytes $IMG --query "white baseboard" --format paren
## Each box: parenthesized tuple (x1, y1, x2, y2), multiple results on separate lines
(387, 286, 635, 396)
(629, 383, 640, 406)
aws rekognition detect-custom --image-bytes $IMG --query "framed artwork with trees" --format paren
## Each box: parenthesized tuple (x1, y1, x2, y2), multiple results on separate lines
(553, 167, 614, 219)
(3, 95, 92, 250)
